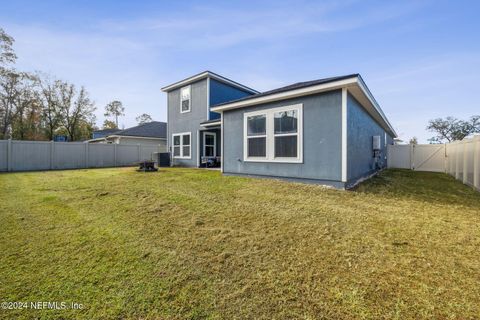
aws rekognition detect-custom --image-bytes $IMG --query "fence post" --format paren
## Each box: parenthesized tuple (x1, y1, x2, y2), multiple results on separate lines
(7, 139, 12, 172)
(137, 144, 141, 162)
(114, 143, 117, 167)
(443, 144, 447, 173)
(85, 142, 89, 168)
(455, 142, 460, 180)
(463, 140, 468, 184)
(474, 136, 479, 190)
(409, 144, 414, 170)
(50, 140, 55, 170)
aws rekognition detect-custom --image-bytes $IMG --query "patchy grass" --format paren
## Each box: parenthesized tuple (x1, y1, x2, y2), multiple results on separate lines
(0, 168, 479, 319)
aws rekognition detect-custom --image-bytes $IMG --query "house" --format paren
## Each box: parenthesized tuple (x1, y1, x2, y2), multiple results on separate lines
(162, 72, 397, 189)
(92, 128, 118, 139)
(88, 121, 167, 151)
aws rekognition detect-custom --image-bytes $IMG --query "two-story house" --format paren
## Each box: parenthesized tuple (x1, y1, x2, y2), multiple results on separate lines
(161, 71, 258, 167)
(163, 71, 397, 189)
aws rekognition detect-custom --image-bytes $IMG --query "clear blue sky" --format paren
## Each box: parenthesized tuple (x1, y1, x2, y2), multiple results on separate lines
(2, 0, 479, 142)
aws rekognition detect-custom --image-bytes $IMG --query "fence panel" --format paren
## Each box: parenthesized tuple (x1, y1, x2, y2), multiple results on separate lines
(413, 144, 445, 172)
(116, 144, 140, 166)
(0, 141, 7, 171)
(54, 142, 87, 170)
(387, 144, 411, 169)
(11, 141, 51, 171)
(87, 144, 115, 168)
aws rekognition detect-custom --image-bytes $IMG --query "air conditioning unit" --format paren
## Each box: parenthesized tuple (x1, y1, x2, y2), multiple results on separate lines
(372, 135, 381, 151)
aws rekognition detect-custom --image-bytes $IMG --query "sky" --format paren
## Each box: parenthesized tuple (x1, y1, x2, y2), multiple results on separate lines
(1, 0, 479, 142)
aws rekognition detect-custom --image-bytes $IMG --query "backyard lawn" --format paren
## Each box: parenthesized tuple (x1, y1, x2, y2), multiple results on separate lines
(0, 168, 479, 319)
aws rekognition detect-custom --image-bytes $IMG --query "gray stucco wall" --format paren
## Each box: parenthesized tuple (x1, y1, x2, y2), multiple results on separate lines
(223, 90, 343, 182)
(346, 93, 392, 184)
(167, 79, 208, 167)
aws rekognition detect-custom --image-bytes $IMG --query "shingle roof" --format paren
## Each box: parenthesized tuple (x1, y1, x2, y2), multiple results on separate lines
(93, 128, 118, 135)
(112, 121, 167, 139)
(212, 74, 359, 107)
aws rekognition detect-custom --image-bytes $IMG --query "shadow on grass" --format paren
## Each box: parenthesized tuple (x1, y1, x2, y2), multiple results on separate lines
(354, 169, 480, 208)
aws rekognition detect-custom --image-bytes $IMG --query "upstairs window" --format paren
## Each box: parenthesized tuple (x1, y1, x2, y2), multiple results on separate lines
(180, 86, 191, 113)
(173, 132, 191, 159)
(244, 104, 303, 163)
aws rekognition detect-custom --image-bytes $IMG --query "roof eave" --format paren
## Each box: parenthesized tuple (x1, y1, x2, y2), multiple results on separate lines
(161, 71, 259, 94)
(211, 76, 397, 137)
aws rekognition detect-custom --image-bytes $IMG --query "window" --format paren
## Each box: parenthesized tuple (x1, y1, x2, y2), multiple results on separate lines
(172, 132, 191, 159)
(246, 114, 266, 158)
(203, 132, 216, 157)
(180, 86, 191, 113)
(243, 104, 302, 163)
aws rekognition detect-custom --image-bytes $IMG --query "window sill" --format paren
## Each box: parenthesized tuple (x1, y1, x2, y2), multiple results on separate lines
(173, 156, 192, 160)
(243, 158, 303, 164)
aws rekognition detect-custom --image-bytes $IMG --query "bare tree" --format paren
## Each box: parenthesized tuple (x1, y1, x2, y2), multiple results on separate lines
(37, 76, 63, 140)
(135, 113, 152, 125)
(57, 81, 96, 141)
(427, 116, 480, 142)
(104, 100, 124, 128)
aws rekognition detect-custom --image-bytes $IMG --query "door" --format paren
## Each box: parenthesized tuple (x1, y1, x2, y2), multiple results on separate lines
(203, 132, 216, 157)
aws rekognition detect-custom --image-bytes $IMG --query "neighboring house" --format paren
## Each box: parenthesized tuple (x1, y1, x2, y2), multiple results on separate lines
(163, 72, 397, 189)
(92, 128, 119, 139)
(88, 121, 167, 151)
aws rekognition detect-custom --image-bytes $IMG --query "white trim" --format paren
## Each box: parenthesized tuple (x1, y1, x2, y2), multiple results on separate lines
(203, 132, 216, 158)
(172, 132, 192, 159)
(201, 120, 221, 127)
(196, 130, 200, 167)
(211, 76, 397, 137)
(243, 104, 303, 163)
(180, 85, 191, 114)
(221, 113, 224, 172)
(341, 88, 347, 182)
(206, 77, 210, 120)
(161, 71, 259, 94)
(213, 78, 356, 112)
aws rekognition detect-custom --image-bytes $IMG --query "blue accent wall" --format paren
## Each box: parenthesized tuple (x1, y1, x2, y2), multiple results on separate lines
(223, 90, 343, 183)
(346, 93, 393, 185)
(209, 79, 254, 120)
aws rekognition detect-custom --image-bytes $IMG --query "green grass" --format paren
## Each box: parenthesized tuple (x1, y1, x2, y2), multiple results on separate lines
(0, 168, 479, 319)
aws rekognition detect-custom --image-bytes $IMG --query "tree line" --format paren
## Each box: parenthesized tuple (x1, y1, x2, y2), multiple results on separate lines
(0, 28, 154, 142)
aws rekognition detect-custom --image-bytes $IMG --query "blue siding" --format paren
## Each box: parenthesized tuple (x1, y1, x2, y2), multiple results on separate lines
(223, 90, 343, 184)
(346, 93, 393, 185)
(209, 79, 254, 120)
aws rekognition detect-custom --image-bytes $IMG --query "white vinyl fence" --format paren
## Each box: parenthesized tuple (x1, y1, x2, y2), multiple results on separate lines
(387, 136, 480, 191)
(0, 140, 165, 172)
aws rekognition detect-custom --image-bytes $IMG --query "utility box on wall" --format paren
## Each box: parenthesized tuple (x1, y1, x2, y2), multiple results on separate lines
(372, 135, 381, 151)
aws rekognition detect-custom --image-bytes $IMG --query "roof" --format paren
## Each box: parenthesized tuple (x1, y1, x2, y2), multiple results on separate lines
(161, 71, 259, 94)
(211, 74, 397, 137)
(93, 128, 118, 135)
(111, 121, 167, 139)
(213, 74, 359, 107)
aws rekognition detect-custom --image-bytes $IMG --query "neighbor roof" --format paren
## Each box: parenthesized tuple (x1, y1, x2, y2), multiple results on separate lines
(93, 128, 118, 135)
(211, 74, 397, 137)
(111, 121, 167, 139)
(161, 71, 259, 94)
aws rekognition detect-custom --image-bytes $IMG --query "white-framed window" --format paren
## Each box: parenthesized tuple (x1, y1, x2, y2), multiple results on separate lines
(203, 132, 216, 157)
(180, 86, 191, 113)
(243, 104, 303, 163)
(172, 132, 191, 159)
